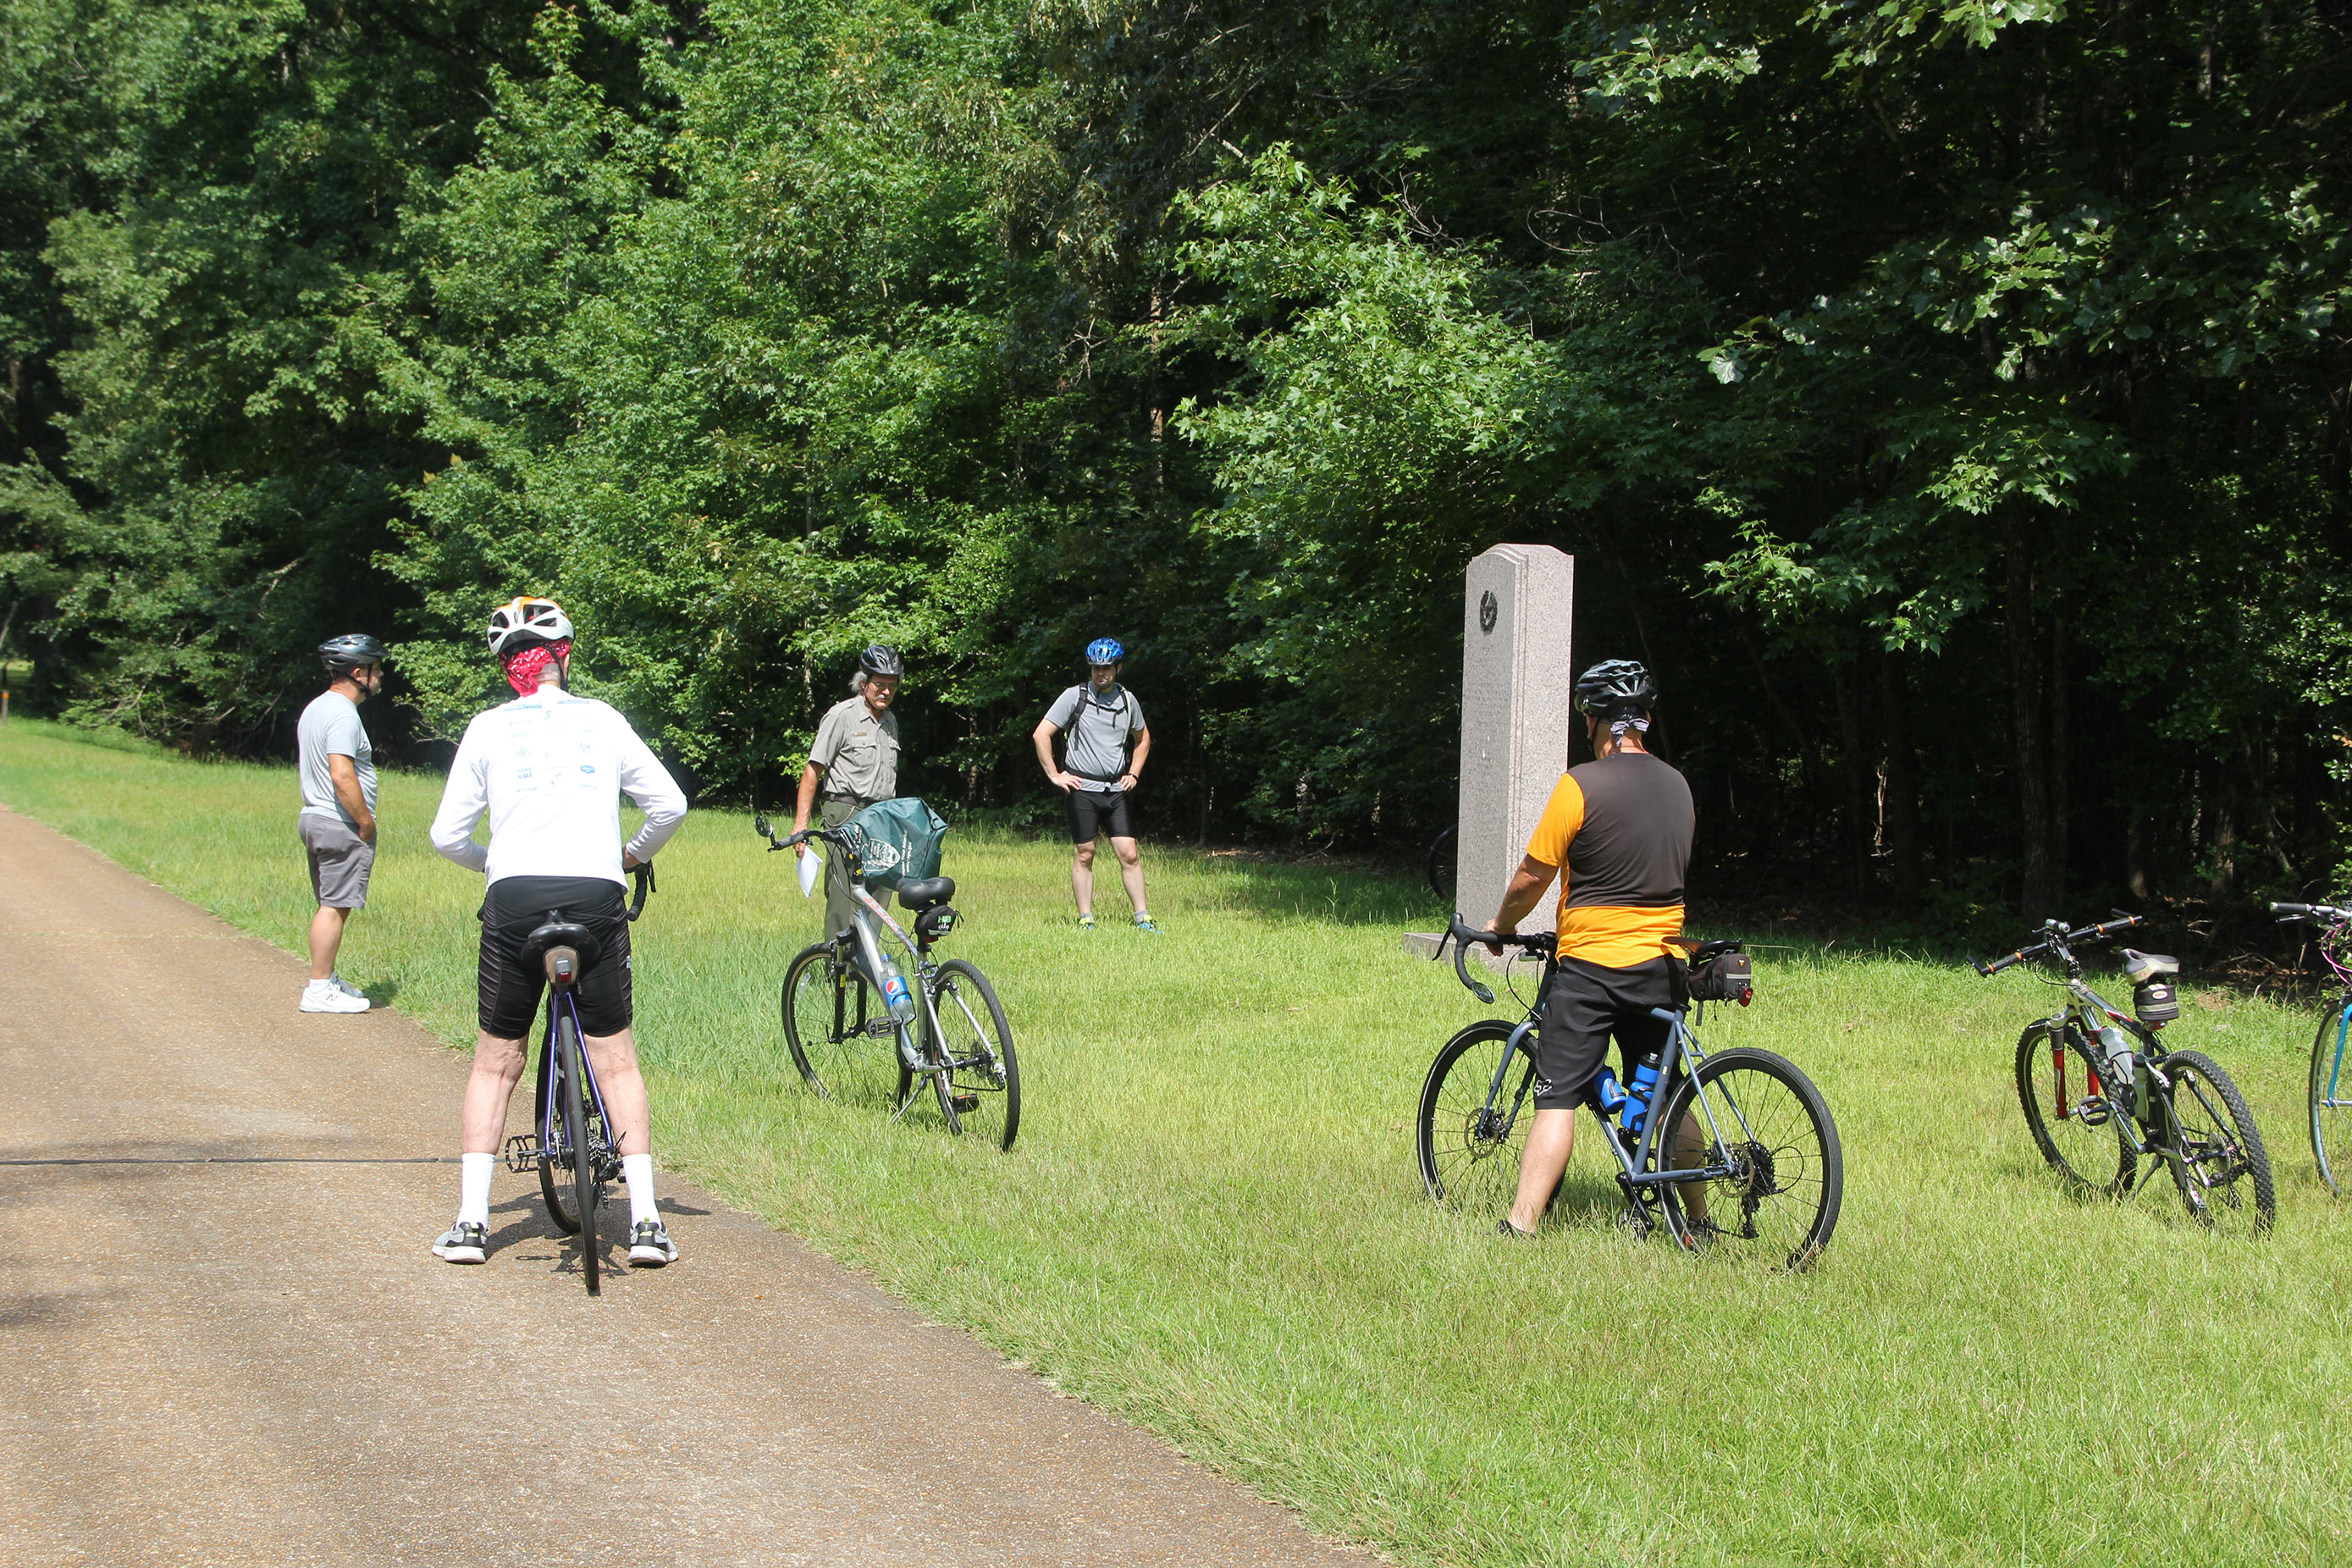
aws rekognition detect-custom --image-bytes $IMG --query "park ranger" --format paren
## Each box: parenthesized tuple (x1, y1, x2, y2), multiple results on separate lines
(793, 644, 904, 938)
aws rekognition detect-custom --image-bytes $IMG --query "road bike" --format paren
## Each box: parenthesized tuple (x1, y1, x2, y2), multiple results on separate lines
(499, 863, 654, 1297)
(2271, 899, 2352, 1195)
(1414, 915, 1843, 1268)
(754, 814, 1019, 1149)
(1978, 912, 2273, 1234)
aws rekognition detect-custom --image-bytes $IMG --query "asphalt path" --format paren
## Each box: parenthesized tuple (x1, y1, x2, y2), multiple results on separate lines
(0, 805, 1364, 1566)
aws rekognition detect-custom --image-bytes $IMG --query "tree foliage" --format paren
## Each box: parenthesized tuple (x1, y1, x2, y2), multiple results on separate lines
(4, 0, 2348, 918)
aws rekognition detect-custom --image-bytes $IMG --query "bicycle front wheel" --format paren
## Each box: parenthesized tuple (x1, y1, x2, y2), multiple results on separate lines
(1654, 1047, 1842, 1269)
(2308, 1002, 2352, 1196)
(1416, 1022, 1538, 1212)
(2015, 1023, 2136, 1196)
(781, 941, 899, 1109)
(2160, 1049, 2275, 1236)
(559, 1013, 601, 1295)
(930, 959, 1020, 1151)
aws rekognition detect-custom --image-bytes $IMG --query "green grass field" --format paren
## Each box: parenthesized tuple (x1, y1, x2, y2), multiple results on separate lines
(3, 716, 2345, 1567)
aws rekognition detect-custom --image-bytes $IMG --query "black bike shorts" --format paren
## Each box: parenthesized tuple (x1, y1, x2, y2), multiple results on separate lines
(1532, 956, 1676, 1110)
(478, 875, 633, 1039)
(1066, 786, 1135, 844)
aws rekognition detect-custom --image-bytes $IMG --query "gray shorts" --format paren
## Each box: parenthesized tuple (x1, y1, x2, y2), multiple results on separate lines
(299, 814, 374, 910)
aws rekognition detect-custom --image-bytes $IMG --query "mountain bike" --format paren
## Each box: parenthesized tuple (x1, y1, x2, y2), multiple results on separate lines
(1977, 912, 2274, 1234)
(1415, 915, 1842, 1269)
(2271, 900, 2352, 1195)
(754, 814, 1019, 1149)
(498, 864, 654, 1297)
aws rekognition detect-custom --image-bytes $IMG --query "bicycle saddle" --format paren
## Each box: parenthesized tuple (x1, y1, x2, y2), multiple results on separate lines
(2121, 948, 2178, 980)
(1684, 938, 1742, 961)
(897, 876, 955, 910)
(522, 916, 603, 979)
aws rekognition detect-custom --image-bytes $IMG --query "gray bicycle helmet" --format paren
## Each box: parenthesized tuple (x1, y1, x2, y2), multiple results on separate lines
(1573, 659, 1656, 718)
(858, 643, 904, 680)
(317, 633, 388, 676)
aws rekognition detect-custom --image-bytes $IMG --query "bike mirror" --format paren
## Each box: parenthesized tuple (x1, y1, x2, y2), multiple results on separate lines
(753, 813, 771, 837)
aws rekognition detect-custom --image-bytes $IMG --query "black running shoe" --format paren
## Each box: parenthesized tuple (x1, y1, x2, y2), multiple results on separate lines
(432, 1221, 488, 1263)
(628, 1218, 677, 1267)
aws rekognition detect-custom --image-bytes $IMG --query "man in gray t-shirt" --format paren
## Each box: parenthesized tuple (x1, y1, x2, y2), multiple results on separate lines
(1032, 638, 1157, 932)
(794, 644, 904, 937)
(295, 634, 386, 1013)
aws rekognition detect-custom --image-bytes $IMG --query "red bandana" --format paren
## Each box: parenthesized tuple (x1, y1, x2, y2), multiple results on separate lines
(503, 640, 571, 696)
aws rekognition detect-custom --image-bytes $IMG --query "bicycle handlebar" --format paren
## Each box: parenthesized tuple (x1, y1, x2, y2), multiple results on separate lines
(626, 861, 654, 922)
(1437, 914, 1554, 1006)
(1973, 911, 2142, 977)
(2272, 901, 2352, 924)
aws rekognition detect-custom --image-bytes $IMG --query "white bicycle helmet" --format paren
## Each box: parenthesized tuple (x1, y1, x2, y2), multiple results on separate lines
(487, 596, 574, 657)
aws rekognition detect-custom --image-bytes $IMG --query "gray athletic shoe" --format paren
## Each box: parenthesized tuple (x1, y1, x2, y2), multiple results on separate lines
(432, 1221, 488, 1263)
(628, 1219, 677, 1268)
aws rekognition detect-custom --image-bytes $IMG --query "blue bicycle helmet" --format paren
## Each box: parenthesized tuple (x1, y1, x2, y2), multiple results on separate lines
(1085, 638, 1124, 666)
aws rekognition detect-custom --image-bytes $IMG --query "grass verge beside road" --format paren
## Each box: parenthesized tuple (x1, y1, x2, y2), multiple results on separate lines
(3, 715, 2345, 1568)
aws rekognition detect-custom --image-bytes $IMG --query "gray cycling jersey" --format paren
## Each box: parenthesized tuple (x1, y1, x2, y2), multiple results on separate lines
(297, 690, 376, 826)
(1044, 683, 1146, 792)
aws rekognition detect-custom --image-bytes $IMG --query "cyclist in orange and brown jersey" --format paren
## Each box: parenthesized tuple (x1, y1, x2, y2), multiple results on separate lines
(1484, 659, 1694, 1239)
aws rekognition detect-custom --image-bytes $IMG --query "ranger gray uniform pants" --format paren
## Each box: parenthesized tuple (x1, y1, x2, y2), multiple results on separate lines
(820, 795, 871, 939)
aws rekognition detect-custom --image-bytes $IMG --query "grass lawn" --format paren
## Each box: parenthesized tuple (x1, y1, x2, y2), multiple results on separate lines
(3, 715, 2345, 1567)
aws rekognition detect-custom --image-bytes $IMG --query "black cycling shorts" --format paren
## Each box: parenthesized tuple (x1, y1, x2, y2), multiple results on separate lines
(1532, 955, 1676, 1110)
(1066, 786, 1135, 844)
(478, 875, 633, 1039)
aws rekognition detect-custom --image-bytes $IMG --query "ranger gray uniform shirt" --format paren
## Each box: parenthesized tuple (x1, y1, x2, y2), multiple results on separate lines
(1044, 683, 1146, 792)
(810, 695, 900, 802)
(297, 690, 377, 826)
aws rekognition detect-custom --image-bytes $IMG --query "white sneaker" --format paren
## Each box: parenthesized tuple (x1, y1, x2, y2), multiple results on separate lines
(329, 973, 364, 999)
(300, 979, 369, 1013)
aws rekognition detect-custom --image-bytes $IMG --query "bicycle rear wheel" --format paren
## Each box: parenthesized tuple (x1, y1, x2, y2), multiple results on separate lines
(2015, 1023, 2136, 1196)
(1416, 1022, 1538, 1212)
(534, 1031, 581, 1237)
(2160, 1049, 2274, 1236)
(930, 959, 1020, 1151)
(781, 941, 898, 1108)
(1654, 1047, 1841, 1269)
(558, 1013, 601, 1295)
(2308, 1002, 2352, 1196)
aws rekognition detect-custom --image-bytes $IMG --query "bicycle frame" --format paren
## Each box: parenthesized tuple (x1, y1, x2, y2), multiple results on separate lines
(1469, 972, 1752, 1195)
(2308, 921, 2352, 1115)
(2029, 971, 2196, 1196)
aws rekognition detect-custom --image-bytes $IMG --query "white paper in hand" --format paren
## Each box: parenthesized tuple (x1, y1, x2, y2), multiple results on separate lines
(798, 847, 820, 898)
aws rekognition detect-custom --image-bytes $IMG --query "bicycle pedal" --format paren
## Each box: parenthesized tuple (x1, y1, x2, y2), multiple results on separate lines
(950, 1094, 980, 1113)
(501, 1135, 540, 1174)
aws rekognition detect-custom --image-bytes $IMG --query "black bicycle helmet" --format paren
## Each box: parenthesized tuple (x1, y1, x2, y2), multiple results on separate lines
(858, 643, 904, 680)
(1573, 658, 1656, 717)
(317, 633, 389, 676)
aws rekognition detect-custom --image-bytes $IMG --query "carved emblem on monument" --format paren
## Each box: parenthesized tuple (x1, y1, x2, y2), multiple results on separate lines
(1478, 590, 1498, 634)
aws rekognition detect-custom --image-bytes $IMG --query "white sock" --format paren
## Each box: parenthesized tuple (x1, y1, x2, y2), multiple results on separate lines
(622, 1153, 658, 1228)
(458, 1152, 494, 1228)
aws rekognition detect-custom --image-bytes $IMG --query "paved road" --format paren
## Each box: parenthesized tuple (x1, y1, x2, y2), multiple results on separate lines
(0, 805, 1363, 1567)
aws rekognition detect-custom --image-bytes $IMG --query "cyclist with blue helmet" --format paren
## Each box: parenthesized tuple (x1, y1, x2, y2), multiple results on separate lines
(1033, 638, 1159, 933)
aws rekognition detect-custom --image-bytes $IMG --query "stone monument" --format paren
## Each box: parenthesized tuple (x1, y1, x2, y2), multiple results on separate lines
(1407, 544, 1575, 958)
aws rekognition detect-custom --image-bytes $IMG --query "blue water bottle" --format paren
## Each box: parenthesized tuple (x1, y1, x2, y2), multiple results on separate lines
(1620, 1052, 1664, 1132)
(1590, 1065, 1628, 1119)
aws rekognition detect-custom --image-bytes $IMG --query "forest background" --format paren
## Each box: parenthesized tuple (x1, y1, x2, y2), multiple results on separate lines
(1, 0, 2347, 930)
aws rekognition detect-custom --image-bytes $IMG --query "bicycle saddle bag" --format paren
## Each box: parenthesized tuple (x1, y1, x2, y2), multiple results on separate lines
(1685, 947, 1753, 1003)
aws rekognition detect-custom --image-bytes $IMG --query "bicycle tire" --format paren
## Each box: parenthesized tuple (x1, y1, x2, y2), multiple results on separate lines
(781, 941, 898, 1108)
(2307, 1002, 2352, 1197)
(1654, 1046, 1842, 1270)
(2159, 1049, 2275, 1236)
(931, 958, 1020, 1151)
(1416, 1021, 1538, 1212)
(2014, 1023, 2136, 1196)
(534, 1031, 582, 1236)
(559, 1013, 601, 1295)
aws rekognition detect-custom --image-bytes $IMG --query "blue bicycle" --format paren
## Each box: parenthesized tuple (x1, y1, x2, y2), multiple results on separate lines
(1415, 915, 1842, 1269)
(2275, 899, 2352, 1195)
(500, 864, 653, 1297)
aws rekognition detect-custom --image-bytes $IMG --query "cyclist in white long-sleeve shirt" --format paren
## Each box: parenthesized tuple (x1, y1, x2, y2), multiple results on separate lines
(426, 598, 689, 1267)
